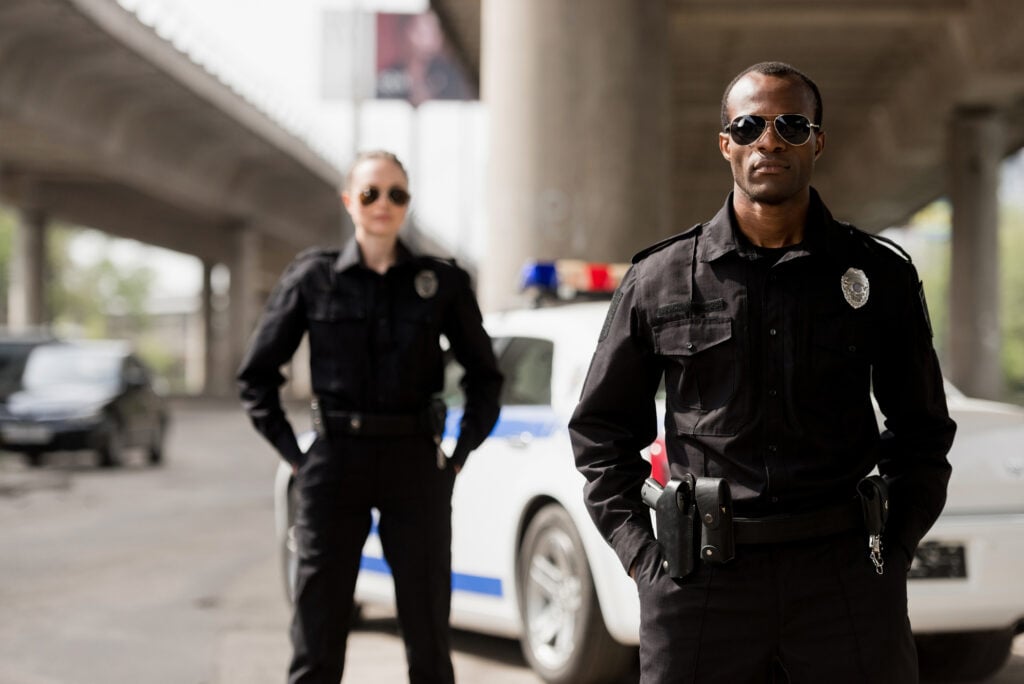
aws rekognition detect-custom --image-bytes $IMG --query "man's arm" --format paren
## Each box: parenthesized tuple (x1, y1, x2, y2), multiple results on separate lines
(872, 263, 956, 560)
(569, 268, 663, 575)
(443, 268, 503, 469)
(236, 262, 309, 467)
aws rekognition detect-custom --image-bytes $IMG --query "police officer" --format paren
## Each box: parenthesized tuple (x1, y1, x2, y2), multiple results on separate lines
(569, 63, 956, 683)
(237, 150, 502, 684)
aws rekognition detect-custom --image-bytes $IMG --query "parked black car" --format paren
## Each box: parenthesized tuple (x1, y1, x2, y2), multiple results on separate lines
(0, 339, 168, 467)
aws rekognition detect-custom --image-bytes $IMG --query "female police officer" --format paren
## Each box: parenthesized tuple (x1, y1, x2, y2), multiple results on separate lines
(238, 150, 502, 684)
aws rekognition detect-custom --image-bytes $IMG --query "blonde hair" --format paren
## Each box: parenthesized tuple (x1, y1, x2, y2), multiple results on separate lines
(344, 150, 409, 189)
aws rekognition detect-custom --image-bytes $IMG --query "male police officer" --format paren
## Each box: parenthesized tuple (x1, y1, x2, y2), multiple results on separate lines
(238, 150, 502, 684)
(570, 63, 955, 682)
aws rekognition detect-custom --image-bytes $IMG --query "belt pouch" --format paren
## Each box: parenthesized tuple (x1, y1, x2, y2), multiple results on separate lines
(857, 475, 889, 537)
(696, 477, 735, 564)
(654, 474, 696, 579)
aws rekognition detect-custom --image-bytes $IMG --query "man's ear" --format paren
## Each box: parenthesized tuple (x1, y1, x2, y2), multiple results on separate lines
(719, 132, 732, 162)
(340, 190, 353, 213)
(814, 130, 826, 160)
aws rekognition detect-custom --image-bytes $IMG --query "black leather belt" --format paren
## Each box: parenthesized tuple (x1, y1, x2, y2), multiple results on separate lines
(733, 499, 863, 545)
(312, 399, 435, 437)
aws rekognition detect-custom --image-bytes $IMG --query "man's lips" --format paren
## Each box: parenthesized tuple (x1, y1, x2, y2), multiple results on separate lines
(752, 159, 788, 173)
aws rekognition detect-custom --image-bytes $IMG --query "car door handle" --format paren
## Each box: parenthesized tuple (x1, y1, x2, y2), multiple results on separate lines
(506, 432, 534, 448)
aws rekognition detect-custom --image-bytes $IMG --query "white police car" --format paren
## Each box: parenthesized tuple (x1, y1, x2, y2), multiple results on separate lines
(275, 261, 1024, 683)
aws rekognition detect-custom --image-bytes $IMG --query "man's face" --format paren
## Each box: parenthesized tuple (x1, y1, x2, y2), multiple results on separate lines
(719, 73, 824, 206)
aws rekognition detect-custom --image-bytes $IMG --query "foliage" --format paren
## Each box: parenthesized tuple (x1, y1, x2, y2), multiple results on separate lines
(1000, 205, 1024, 398)
(47, 226, 155, 337)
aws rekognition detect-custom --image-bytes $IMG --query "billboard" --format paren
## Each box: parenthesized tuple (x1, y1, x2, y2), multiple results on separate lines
(375, 11, 474, 106)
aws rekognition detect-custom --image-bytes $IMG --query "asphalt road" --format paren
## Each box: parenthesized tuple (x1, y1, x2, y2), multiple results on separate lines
(0, 398, 1020, 684)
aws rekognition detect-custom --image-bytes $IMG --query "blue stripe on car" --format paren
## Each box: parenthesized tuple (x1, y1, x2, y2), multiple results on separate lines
(360, 555, 504, 597)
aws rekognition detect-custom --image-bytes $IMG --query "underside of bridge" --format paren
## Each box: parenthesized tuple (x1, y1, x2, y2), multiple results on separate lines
(0, 0, 1019, 399)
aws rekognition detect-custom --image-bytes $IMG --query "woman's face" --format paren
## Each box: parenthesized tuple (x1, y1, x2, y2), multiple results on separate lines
(342, 158, 410, 240)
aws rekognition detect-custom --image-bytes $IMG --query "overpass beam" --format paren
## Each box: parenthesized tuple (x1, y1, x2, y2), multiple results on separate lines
(949, 107, 1004, 399)
(479, 0, 672, 311)
(8, 206, 48, 330)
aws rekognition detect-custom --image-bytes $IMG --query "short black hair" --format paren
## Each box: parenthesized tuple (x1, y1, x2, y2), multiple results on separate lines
(720, 62, 823, 130)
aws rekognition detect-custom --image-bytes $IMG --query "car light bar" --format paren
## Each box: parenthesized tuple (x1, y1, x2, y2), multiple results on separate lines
(520, 259, 629, 301)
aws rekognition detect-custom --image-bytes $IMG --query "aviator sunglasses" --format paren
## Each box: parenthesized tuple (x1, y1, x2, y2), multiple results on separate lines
(358, 185, 411, 207)
(724, 114, 820, 146)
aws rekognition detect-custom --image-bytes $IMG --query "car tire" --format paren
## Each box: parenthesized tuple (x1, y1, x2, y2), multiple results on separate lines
(517, 504, 635, 684)
(147, 419, 165, 465)
(916, 627, 1016, 682)
(98, 420, 123, 468)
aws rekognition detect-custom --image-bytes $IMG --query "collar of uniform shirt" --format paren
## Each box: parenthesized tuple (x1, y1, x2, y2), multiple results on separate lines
(334, 236, 417, 273)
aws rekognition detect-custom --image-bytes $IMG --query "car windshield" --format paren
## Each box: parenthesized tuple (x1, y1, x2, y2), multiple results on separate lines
(21, 346, 121, 390)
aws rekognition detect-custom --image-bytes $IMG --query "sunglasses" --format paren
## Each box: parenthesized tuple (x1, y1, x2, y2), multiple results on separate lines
(358, 185, 411, 207)
(724, 114, 820, 146)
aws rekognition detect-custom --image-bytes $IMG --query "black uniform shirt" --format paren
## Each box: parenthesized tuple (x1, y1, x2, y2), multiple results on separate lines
(570, 190, 956, 574)
(238, 237, 503, 467)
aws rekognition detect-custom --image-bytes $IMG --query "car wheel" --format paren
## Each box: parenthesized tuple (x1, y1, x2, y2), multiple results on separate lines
(916, 627, 1016, 681)
(25, 450, 44, 468)
(98, 421, 123, 468)
(517, 504, 635, 684)
(147, 419, 165, 465)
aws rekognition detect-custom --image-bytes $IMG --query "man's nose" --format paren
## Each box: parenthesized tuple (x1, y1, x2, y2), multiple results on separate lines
(756, 121, 786, 151)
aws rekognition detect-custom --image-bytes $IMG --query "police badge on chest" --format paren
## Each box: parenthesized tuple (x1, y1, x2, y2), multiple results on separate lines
(415, 269, 439, 299)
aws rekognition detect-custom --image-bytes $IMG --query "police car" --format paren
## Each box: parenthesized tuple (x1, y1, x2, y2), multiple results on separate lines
(275, 260, 1024, 683)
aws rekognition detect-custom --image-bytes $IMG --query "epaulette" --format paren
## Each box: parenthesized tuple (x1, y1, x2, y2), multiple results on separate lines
(631, 223, 702, 264)
(294, 246, 339, 262)
(422, 254, 458, 268)
(840, 222, 912, 263)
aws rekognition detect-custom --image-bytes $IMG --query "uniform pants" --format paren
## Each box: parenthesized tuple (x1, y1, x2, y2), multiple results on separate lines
(633, 529, 917, 683)
(287, 433, 457, 684)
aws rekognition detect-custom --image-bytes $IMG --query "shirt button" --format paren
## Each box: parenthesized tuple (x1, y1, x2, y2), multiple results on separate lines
(768, 389, 778, 397)
(769, 328, 777, 337)
(686, 342, 695, 351)
(771, 496, 780, 503)
(767, 444, 778, 452)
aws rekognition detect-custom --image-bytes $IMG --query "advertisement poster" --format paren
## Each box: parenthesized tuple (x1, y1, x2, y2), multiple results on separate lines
(375, 11, 474, 106)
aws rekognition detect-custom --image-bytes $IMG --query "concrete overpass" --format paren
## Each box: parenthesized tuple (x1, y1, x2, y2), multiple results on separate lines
(0, 0, 1020, 399)
(0, 0, 346, 395)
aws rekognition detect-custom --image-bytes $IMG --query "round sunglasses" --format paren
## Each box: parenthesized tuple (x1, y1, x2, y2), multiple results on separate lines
(358, 185, 411, 207)
(724, 114, 820, 147)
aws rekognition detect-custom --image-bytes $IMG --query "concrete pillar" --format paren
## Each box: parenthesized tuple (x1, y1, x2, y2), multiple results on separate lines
(199, 259, 215, 395)
(228, 225, 262, 392)
(8, 206, 47, 330)
(479, 0, 673, 311)
(949, 107, 1004, 399)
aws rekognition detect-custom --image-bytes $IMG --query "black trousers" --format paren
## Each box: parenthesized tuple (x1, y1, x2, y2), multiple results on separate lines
(287, 433, 457, 684)
(633, 529, 917, 683)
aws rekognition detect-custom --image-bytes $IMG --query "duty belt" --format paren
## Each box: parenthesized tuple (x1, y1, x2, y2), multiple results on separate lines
(311, 398, 439, 437)
(732, 499, 863, 545)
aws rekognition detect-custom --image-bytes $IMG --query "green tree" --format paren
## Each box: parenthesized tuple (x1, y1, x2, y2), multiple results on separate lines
(48, 226, 155, 337)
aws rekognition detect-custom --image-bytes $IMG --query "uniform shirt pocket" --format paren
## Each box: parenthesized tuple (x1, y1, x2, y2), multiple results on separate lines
(655, 317, 737, 433)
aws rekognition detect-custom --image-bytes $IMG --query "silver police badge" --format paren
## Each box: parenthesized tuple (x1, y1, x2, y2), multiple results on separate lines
(841, 267, 869, 309)
(415, 269, 439, 299)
